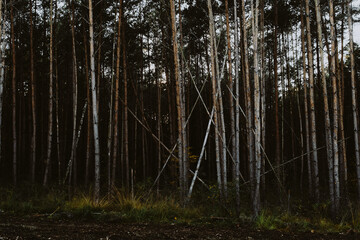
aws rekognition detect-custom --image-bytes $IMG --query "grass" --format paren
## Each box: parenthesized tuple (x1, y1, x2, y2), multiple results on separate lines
(0, 184, 360, 234)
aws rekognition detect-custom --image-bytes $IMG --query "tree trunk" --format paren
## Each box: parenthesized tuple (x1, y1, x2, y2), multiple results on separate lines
(305, 0, 320, 201)
(300, 2, 312, 196)
(0, 0, 4, 166)
(314, 0, 335, 207)
(88, 0, 101, 202)
(122, 13, 129, 191)
(329, 0, 340, 211)
(225, 0, 235, 186)
(69, 0, 78, 188)
(10, 0, 17, 186)
(347, 0, 360, 200)
(233, 0, 241, 212)
(170, 0, 186, 201)
(274, 0, 281, 189)
(207, 0, 223, 198)
(29, 0, 37, 183)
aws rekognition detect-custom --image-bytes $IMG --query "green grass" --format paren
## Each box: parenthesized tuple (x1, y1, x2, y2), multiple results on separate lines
(0, 185, 360, 234)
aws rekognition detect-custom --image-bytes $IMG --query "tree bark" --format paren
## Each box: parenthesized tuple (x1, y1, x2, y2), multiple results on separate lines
(88, 0, 101, 202)
(314, 0, 334, 207)
(305, 0, 320, 201)
(329, 0, 340, 212)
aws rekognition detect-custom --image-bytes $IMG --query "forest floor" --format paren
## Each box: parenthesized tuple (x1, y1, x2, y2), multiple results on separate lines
(0, 215, 358, 240)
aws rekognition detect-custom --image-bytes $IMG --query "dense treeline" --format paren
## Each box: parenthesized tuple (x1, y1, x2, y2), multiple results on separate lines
(0, 0, 359, 217)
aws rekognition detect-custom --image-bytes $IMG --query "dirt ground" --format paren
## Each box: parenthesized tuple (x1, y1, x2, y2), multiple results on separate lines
(0, 215, 358, 240)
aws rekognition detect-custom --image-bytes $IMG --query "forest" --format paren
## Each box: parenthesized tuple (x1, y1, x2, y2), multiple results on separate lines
(0, 0, 360, 238)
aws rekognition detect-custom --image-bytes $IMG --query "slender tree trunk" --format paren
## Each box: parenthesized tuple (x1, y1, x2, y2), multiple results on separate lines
(260, 0, 266, 194)
(10, 0, 17, 186)
(43, 0, 54, 187)
(300, 2, 312, 196)
(88, 0, 100, 202)
(251, 0, 261, 216)
(233, 0, 241, 212)
(347, 0, 360, 200)
(207, 0, 223, 197)
(0, 0, 4, 165)
(274, 0, 281, 188)
(305, 0, 320, 201)
(241, 0, 254, 198)
(314, 0, 335, 207)
(83, 26, 91, 187)
(29, 0, 37, 183)
(170, 0, 186, 201)
(328, 0, 340, 211)
(122, 14, 130, 191)
(69, 0, 78, 188)
(107, 19, 116, 194)
(225, 0, 235, 185)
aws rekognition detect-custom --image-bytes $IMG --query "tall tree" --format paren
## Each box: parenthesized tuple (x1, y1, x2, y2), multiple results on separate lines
(112, 0, 122, 189)
(300, 1, 312, 196)
(10, 0, 17, 185)
(29, 0, 36, 183)
(233, 0, 241, 212)
(69, 0, 78, 187)
(88, 0, 100, 202)
(347, 0, 360, 200)
(329, 0, 340, 211)
(305, 0, 320, 200)
(314, 0, 334, 207)
(43, 0, 54, 187)
(251, 0, 261, 216)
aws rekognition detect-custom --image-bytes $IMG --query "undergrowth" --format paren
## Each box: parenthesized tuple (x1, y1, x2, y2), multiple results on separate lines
(1, 184, 360, 233)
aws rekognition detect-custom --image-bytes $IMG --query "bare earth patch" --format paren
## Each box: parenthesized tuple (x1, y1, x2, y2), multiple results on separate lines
(0, 215, 358, 239)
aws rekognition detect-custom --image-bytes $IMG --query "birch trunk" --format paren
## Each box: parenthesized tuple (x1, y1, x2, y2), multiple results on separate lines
(88, 0, 100, 202)
(329, 0, 340, 211)
(314, 0, 335, 206)
(207, 0, 223, 197)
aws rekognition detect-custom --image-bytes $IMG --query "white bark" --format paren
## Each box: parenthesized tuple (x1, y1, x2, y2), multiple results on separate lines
(89, 0, 101, 202)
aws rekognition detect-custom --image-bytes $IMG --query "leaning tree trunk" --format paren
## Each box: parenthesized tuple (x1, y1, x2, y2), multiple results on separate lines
(314, 0, 335, 208)
(68, 0, 78, 188)
(88, 0, 101, 202)
(305, 0, 320, 201)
